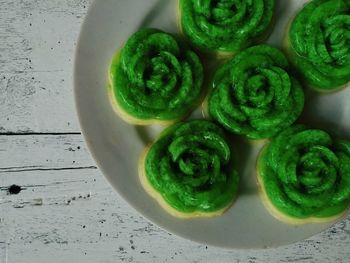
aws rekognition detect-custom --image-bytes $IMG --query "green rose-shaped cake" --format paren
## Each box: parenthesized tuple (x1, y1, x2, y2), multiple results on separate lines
(207, 45, 304, 140)
(108, 28, 204, 125)
(179, 0, 275, 55)
(258, 125, 350, 224)
(139, 120, 239, 218)
(287, 0, 350, 91)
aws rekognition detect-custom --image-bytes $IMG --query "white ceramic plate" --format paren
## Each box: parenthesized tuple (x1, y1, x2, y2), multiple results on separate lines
(74, 0, 350, 249)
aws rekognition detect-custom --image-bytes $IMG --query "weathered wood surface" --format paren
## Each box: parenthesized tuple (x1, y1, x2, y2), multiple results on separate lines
(1, 0, 350, 262)
(0, 0, 89, 133)
(0, 136, 350, 263)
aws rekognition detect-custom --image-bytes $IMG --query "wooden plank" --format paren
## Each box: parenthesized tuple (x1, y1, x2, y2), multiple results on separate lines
(0, 134, 95, 172)
(1, 168, 349, 263)
(0, 136, 349, 262)
(0, 0, 93, 133)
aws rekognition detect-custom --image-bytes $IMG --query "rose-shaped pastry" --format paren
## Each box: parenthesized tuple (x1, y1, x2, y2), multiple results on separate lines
(108, 28, 204, 125)
(207, 45, 304, 140)
(178, 0, 275, 55)
(287, 0, 350, 91)
(139, 120, 239, 218)
(257, 125, 350, 224)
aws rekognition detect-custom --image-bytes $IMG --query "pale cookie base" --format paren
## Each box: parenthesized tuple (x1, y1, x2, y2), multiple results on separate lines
(108, 50, 185, 126)
(201, 96, 210, 119)
(283, 17, 350, 94)
(138, 146, 235, 219)
(256, 146, 350, 224)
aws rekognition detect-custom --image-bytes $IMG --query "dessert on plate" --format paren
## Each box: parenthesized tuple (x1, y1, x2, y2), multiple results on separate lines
(286, 0, 350, 92)
(257, 125, 350, 224)
(139, 120, 240, 218)
(108, 28, 204, 125)
(178, 0, 275, 56)
(207, 44, 304, 140)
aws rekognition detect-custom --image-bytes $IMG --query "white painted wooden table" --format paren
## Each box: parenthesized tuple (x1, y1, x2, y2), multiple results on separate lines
(1, 1, 350, 262)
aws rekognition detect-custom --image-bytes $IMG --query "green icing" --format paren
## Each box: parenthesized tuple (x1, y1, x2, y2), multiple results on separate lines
(289, 0, 350, 91)
(144, 120, 239, 213)
(109, 28, 204, 121)
(259, 125, 350, 219)
(179, 0, 275, 53)
(208, 45, 304, 140)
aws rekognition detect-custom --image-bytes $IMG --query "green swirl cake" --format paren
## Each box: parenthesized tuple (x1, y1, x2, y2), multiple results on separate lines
(257, 125, 350, 224)
(108, 28, 204, 125)
(178, 0, 275, 55)
(139, 120, 239, 218)
(207, 44, 304, 140)
(287, 0, 350, 91)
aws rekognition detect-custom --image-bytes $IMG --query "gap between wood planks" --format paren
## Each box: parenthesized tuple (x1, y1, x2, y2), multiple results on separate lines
(0, 132, 81, 136)
(0, 131, 97, 174)
(0, 166, 97, 173)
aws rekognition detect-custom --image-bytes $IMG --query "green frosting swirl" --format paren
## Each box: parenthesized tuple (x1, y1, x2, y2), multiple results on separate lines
(179, 0, 275, 53)
(208, 45, 304, 140)
(259, 125, 350, 219)
(144, 120, 239, 213)
(288, 0, 350, 91)
(109, 28, 204, 121)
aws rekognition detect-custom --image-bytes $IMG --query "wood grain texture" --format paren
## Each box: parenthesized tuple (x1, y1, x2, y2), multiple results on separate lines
(0, 135, 350, 263)
(1, 0, 350, 262)
(0, 134, 95, 173)
(0, 0, 91, 133)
